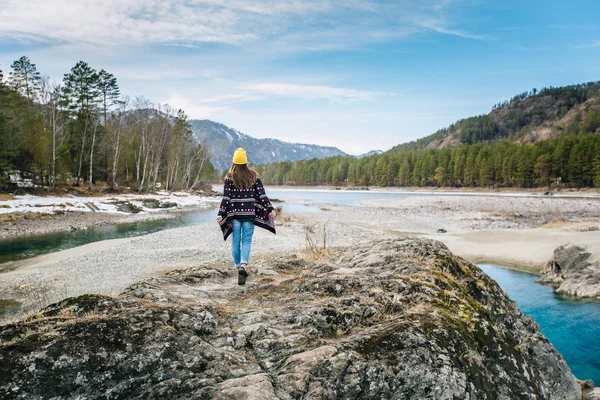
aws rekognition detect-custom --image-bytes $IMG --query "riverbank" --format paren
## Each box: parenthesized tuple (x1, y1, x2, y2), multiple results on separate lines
(264, 184, 600, 198)
(358, 195, 600, 273)
(2, 192, 600, 322)
(0, 191, 220, 240)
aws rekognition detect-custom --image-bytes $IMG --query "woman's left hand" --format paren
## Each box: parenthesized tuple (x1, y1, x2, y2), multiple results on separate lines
(269, 210, 277, 218)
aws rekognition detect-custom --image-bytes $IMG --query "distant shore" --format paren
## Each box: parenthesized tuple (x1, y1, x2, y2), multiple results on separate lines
(264, 184, 600, 197)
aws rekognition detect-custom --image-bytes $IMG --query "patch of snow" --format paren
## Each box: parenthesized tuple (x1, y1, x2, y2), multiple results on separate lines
(0, 193, 220, 215)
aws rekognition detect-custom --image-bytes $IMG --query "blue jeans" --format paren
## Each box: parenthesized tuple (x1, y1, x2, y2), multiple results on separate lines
(231, 219, 255, 268)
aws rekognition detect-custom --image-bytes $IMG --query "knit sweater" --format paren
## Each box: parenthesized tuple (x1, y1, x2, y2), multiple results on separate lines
(217, 177, 276, 240)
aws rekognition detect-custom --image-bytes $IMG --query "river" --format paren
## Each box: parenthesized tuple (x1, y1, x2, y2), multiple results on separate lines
(479, 264, 600, 383)
(1, 189, 599, 383)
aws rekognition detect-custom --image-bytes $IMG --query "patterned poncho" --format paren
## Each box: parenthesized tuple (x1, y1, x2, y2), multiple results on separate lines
(217, 177, 276, 241)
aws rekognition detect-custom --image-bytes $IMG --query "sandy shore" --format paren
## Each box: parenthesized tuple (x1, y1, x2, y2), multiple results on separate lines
(1, 192, 600, 322)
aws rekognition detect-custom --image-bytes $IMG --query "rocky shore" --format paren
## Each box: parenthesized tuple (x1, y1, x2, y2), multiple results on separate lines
(539, 244, 600, 299)
(0, 191, 220, 240)
(0, 210, 183, 240)
(0, 238, 583, 399)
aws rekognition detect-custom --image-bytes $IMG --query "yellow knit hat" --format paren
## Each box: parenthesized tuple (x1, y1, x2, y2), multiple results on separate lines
(232, 148, 248, 165)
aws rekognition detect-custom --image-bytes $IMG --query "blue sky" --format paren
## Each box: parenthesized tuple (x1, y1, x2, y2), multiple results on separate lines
(1, 0, 599, 154)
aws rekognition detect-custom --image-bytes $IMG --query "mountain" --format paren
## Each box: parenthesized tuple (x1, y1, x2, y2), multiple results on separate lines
(389, 81, 600, 153)
(189, 120, 346, 170)
(356, 150, 383, 158)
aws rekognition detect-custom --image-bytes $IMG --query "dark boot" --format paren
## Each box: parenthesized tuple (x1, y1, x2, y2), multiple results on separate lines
(238, 266, 248, 285)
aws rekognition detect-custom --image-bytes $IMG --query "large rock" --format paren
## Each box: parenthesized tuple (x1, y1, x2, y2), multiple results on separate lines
(539, 244, 600, 299)
(0, 238, 582, 399)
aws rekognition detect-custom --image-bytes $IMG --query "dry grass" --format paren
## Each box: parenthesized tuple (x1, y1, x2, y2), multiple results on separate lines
(0, 212, 54, 223)
(80, 310, 109, 321)
(297, 221, 335, 262)
(297, 247, 335, 263)
(274, 206, 294, 224)
(0, 194, 16, 201)
(0, 212, 23, 223)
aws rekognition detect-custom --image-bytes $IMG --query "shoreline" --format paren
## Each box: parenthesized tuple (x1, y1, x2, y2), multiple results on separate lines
(2, 191, 600, 322)
(0, 191, 220, 240)
(263, 184, 600, 198)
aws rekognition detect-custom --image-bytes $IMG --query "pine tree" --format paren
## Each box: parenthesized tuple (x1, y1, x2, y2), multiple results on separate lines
(9, 56, 41, 108)
(534, 154, 552, 189)
(97, 69, 120, 126)
(63, 61, 100, 184)
(593, 141, 600, 187)
(434, 167, 446, 187)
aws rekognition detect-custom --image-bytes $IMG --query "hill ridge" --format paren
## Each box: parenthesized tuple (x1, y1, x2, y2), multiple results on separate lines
(389, 81, 600, 153)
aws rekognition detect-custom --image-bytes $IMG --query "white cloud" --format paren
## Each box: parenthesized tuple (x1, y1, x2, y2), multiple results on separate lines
(166, 93, 232, 118)
(414, 16, 489, 40)
(200, 93, 264, 103)
(0, 0, 486, 50)
(244, 83, 391, 101)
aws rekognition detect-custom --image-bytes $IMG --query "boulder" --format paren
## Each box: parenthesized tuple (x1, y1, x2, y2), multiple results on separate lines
(114, 201, 142, 214)
(142, 199, 161, 209)
(0, 238, 582, 399)
(539, 244, 600, 299)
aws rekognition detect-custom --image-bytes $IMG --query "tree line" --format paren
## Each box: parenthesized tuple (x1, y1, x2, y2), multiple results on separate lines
(254, 133, 600, 189)
(0, 56, 215, 191)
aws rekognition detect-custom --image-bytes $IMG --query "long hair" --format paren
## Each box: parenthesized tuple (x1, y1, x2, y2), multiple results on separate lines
(227, 164, 258, 190)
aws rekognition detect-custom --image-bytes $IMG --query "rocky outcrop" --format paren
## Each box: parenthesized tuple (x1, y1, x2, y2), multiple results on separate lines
(0, 238, 582, 399)
(539, 244, 600, 299)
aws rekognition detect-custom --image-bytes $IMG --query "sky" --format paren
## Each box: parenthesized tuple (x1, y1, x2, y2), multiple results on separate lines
(1, 0, 600, 155)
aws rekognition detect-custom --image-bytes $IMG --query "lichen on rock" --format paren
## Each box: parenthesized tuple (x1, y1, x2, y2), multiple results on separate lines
(0, 238, 582, 399)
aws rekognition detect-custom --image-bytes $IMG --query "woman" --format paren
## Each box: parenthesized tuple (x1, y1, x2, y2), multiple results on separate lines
(217, 148, 276, 285)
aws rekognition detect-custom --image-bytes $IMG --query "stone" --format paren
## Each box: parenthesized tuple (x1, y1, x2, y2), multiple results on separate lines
(114, 201, 142, 213)
(142, 199, 161, 209)
(539, 244, 600, 299)
(585, 388, 600, 400)
(0, 238, 582, 399)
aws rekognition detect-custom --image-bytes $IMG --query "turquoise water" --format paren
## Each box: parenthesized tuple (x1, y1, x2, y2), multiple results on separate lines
(479, 264, 600, 383)
(0, 209, 216, 264)
(0, 201, 319, 264)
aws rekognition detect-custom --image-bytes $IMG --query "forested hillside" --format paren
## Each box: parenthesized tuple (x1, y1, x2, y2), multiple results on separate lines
(254, 82, 600, 189)
(390, 81, 600, 152)
(0, 57, 215, 192)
